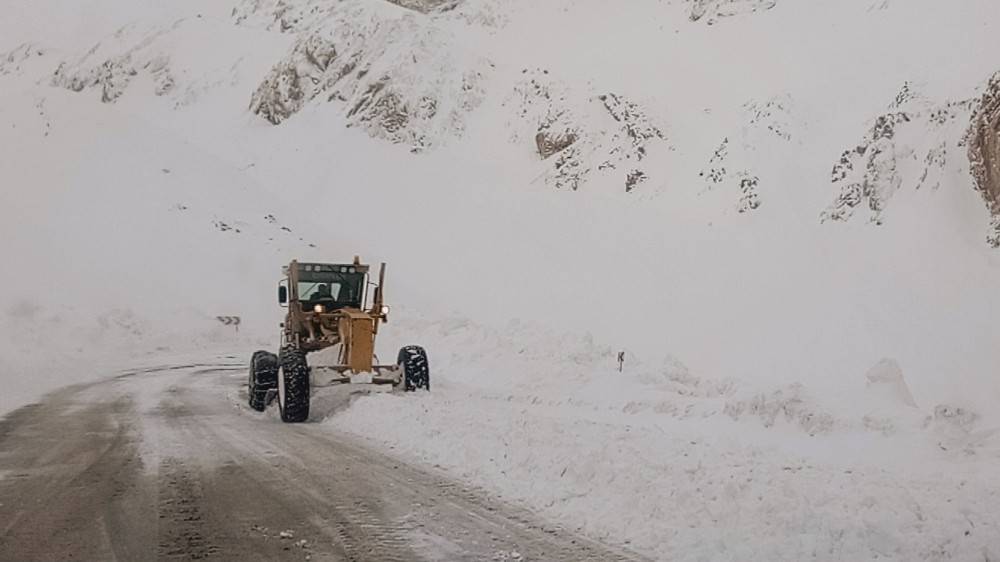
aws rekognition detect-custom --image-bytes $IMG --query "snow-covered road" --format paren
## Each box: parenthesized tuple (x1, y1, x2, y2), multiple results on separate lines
(0, 360, 641, 562)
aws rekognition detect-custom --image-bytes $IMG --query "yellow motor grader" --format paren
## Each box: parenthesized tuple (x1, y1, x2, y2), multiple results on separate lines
(248, 258, 429, 422)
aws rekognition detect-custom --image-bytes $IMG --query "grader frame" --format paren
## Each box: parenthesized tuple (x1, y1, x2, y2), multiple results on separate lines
(280, 258, 400, 384)
(248, 257, 430, 423)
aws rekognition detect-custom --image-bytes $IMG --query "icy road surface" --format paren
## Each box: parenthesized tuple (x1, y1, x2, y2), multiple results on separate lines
(0, 360, 642, 562)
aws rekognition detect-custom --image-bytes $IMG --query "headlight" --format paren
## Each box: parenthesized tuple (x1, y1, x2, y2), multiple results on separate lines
(314, 304, 326, 313)
(380, 305, 390, 315)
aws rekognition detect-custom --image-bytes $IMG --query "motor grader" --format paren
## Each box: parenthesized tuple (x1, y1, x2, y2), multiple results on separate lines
(248, 258, 429, 423)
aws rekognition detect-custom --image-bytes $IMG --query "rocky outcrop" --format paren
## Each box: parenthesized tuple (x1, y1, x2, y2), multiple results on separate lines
(504, 70, 670, 192)
(49, 23, 178, 104)
(824, 112, 912, 225)
(249, 6, 485, 152)
(967, 72, 1000, 246)
(249, 34, 341, 124)
(689, 0, 777, 24)
(385, 0, 459, 14)
(823, 75, 1000, 245)
(699, 96, 794, 213)
(824, 83, 970, 225)
(0, 43, 46, 77)
(535, 130, 577, 160)
(52, 53, 175, 103)
(233, 0, 461, 33)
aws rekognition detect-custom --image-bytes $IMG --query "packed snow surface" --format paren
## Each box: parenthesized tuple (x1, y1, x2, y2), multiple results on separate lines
(2, 0, 999, 559)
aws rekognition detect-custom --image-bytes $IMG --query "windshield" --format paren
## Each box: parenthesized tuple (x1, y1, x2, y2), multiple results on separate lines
(297, 271, 365, 309)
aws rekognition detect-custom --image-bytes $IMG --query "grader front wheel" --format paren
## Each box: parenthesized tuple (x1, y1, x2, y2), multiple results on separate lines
(398, 345, 430, 392)
(278, 347, 311, 423)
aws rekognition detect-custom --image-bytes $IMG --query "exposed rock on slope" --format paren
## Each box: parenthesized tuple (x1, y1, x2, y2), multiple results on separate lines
(233, 0, 459, 31)
(699, 95, 795, 213)
(689, 0, 778, 24)
(824, 71, 1000, 246)
(248, 4, 485, 152)
(53, 53, 175, 103)
(47, 23, 220, 104)
(824, 83, 971, 225)
(504, 70, 669, 192)
(967, 72, 1000, 246)
(385, 0, 459, 13)
(0, 43, 47, 77)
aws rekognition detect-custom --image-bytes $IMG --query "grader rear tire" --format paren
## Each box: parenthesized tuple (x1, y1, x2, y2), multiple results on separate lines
(398, 345, 430, 392)
(278, 347, 311, 423)
(248, 350, 278, 412)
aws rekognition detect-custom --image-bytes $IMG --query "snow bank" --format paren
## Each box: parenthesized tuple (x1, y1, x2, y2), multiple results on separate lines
(329, 311, 1000, 560)
(0, 297, 266, 414)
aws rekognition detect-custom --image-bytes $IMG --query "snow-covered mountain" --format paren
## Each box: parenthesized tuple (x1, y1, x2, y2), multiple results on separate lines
(2, 0, 1000, 559)
(12, 0, 1000, 218)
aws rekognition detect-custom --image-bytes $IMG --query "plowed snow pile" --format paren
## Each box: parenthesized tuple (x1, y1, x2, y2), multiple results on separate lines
(2, 0, 999, 559)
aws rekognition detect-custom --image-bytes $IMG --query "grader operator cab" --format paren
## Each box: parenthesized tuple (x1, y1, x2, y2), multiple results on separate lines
(248, 258, 429, 423)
